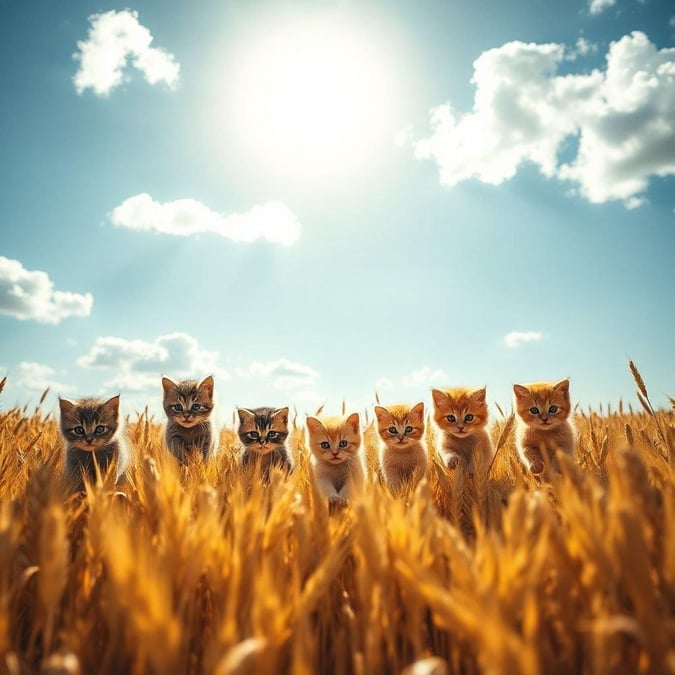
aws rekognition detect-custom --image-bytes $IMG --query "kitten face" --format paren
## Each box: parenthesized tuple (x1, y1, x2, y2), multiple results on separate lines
(513, 380, 570, 430)
(432, 387, 488, 438)
(162, 376, 214, 429)
(237, 406, 289, 455)
(306, 413, 361, 465)
(374, 403, 424, 449)
(59, 396, 119, 452)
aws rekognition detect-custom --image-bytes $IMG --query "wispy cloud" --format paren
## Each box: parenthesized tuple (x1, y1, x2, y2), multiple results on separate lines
(414, 32, 675, 208)
(0, 256, 93, 324)
(78, 332, 226, 392)
(503, 331, 544, 348)
(402, 366, 448, 387)
(15, 362, 74, 393)
(235, 359, 319, 390)
(589, 0, 615, 15)
(111, 193, 301, 245)
(73, 9, 180, 96)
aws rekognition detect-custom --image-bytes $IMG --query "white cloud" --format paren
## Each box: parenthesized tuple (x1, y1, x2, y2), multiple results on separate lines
(589, 0, 616, 15)
(235, 358, 319, 390)
(78, 332, 226, 392)
(15, 362, 74, 393)
(0, 256, 93, 324)
(110, 193, 301, 245)
(414, 32, 675, 208)
(503, 331, 544, 348)
(73, 9, 179, 96)
(402, 366, 449, 387)
(569, 37, 598, 59)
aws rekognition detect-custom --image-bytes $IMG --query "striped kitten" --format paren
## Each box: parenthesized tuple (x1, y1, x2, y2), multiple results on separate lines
(513, 379, 575, 474)
(162, 376, 215, 463)
(59, 395, 130, 492)
(306, 413, 365, 504)
(431, 387, 494, 477)
(237, 406, 293, 480)
(374, 402, 427, 493)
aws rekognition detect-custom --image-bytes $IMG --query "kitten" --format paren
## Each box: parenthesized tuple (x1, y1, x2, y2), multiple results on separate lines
(59, 395, 130, 492)
(374, 402, 427, 492)
(306, 413, 366, 504)
(431, 387, 494, 476)
(513, 379, 575, 474)
(162, 376, 215, 463)
(237, 406, 293, 480)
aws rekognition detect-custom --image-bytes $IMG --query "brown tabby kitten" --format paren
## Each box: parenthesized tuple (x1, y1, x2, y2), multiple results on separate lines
(237, 406, 293, 480)
(431, 387, 494, 476)
(162, 376, 215, 463)
(59, 395, 130, 492)
(306, 413, 365, 504)
(374, 402, 427, 492)
(513, 379, 575, 474)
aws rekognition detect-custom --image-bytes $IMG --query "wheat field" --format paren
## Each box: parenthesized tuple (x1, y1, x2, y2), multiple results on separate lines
(0, 366, 673, 675)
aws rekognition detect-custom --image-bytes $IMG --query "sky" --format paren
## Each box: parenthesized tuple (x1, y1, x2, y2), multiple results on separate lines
(1, 0, 673, 424)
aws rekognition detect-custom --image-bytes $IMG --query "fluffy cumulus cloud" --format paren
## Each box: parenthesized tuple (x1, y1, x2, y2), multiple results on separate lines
(589, 0, 616, 15)
(503, 331, 544, 348)
(73, 9, 180, 96)
(414, 32, 675, 208)
(78, 332, 224, 392)
(235, 359, 319, 390)
(15, 362, 74, 393)
(110, 194, 301, 245)
(0, 256, 93, 324)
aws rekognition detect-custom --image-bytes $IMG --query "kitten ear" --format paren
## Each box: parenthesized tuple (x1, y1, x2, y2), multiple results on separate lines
(554, 379, 570, 394)
(373, 406, 390, 423)
(410, 402, 425, 419)
(431, 389, 447, 408)
(513, 384, 530, 401)
(237, 408, 255, 425)
(58, 397, 76, 416)
(102, 394, 120, 417)
(306, 416, 324, 435)
(162, 377, 177, 394)
(346, 412, 360, 434)
(471, 387, 487, 404)
(198, 375, 215, 398)
(272, 406, 289, 424)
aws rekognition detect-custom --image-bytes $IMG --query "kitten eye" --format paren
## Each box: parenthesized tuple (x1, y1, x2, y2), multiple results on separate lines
(464, 414, 474, 423)
(548, 405, 558, 414)
(172, 404, 184, 412)
(404, 425, 413, 434)
(388, 426, 397, 434)
(267, 431, 279, 439)
(94, 425, 106, 435)
(190, 403, 201, 412)
(529, 407, 540, 415)
(248, 431, 260, 440)
(338, 440, 348, 449)
(320, 441, 330, 450)
(446, 415, 456, 423)
(73, 426, 85, 436)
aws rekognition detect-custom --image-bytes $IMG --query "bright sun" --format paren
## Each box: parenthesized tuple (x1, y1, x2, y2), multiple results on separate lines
(229, 14, 400, 180)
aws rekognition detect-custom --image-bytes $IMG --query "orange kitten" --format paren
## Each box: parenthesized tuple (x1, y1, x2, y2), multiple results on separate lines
(431, 387, 494, 476)
(513, 379, 575, 474)
(306, 413, 366, 504)
(374, 402, 427, 493)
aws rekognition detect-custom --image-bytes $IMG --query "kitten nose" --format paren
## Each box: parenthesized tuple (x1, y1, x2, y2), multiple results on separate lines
(541, 416, 549, 422)
(457, 425, 465, 431)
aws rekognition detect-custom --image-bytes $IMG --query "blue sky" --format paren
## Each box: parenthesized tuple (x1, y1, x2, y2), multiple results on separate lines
(1, 0, 673, 422)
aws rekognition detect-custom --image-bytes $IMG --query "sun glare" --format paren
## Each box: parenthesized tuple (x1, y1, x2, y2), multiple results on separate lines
(228, 14, 400, 181)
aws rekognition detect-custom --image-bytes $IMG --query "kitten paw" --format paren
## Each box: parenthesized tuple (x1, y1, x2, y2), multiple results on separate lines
(329, 496, 348, 507)
(446, 456, 459, 470)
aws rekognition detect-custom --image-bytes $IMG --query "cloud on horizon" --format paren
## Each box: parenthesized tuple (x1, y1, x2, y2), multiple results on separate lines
(73, 9, 180, 96)
(0, 256, 93, 324)
(413, 32, 675, 208)
(110, 194, 302, 245)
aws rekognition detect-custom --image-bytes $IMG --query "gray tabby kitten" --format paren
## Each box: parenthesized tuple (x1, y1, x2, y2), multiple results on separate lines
(162, 376, 215, 463)
(59, 395, 130, 493)
(237, 406, 293, 480)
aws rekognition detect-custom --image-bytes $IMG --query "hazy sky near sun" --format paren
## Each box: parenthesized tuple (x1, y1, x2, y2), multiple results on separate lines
(1, 0, 673, 422)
